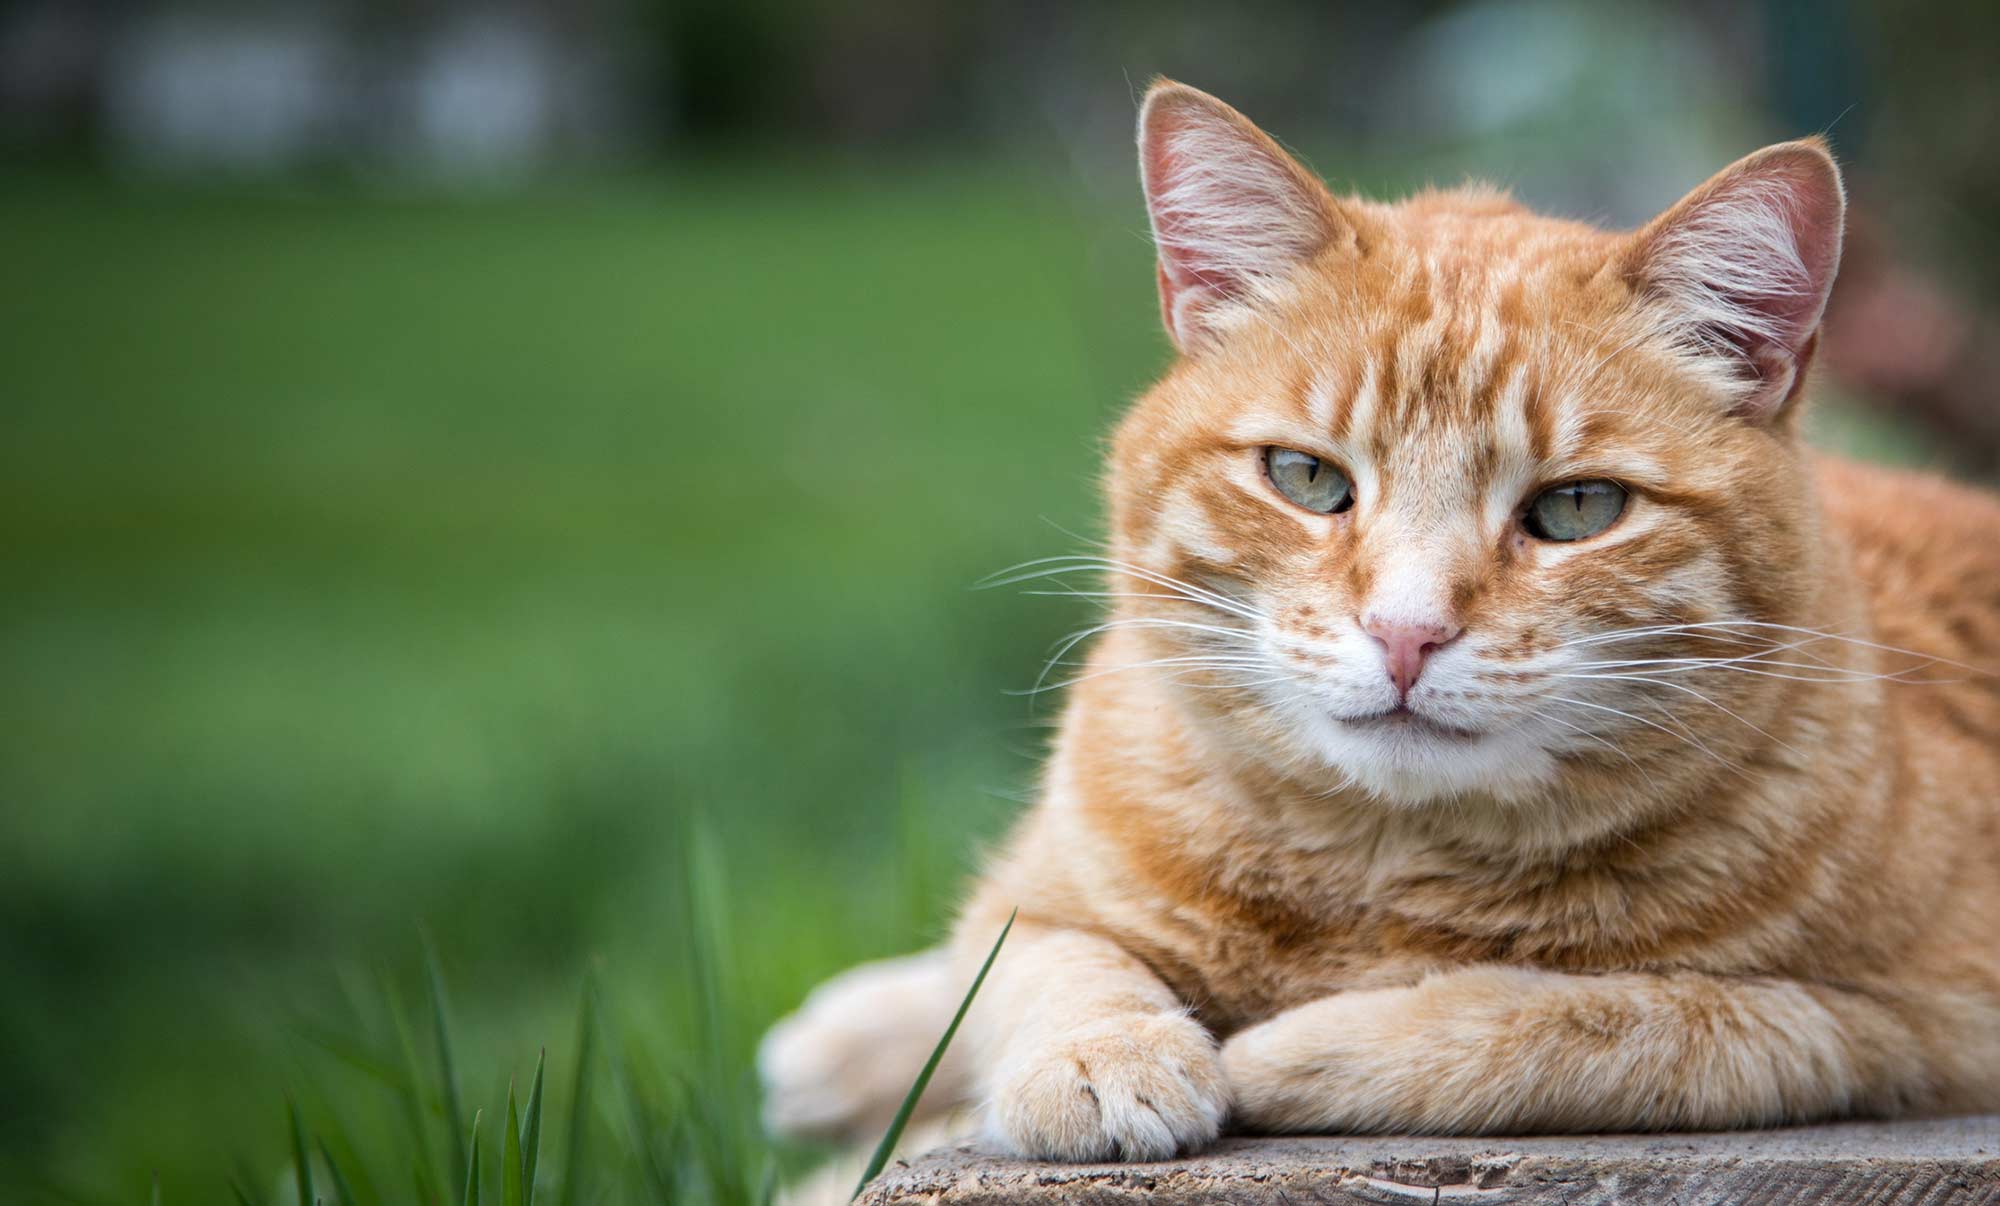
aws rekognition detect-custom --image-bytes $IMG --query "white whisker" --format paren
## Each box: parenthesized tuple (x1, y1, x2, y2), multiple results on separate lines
(1545, 694, 1737, 769)
(1031, 615, 1259, 694)
(980, 555, 1267, 624)
(1570, 659, 1953, 686)
(1561, 619, 1981, 674)
(1013, 655, 1287, 697)
(1552, 672, 1799, 757)
(1538, 711, 1640, 767)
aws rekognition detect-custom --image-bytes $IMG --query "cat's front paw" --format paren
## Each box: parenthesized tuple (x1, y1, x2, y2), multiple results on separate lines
(1220, 1006, 1351, 1132)
(988, 1013, 1228, 1162)
(757, 949, 965, 1142)
(1220, 975, 1513, 1133)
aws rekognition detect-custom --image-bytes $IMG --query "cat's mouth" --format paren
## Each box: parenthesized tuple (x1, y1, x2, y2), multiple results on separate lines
(1345, 706, 1483, 741)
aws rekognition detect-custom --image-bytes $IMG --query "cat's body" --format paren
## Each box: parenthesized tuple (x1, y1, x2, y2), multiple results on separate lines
(759, 82, 2000, 1162)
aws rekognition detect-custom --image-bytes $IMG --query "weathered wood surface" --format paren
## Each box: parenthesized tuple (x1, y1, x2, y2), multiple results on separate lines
(862, 1117, 2000, 1204)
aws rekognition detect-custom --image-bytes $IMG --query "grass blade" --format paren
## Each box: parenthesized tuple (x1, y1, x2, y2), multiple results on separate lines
(314, 1105, 383, 1206)
(287, 1099, 315, 1206)
(228, 1179, 256, 1206)
(852, 908, 1015, 1200)
(382, 975, 443, 1203)
(462, 1109, 482, 1206)
(149, 1172, 160, 1206)
(520, 1049, 546, 1206)
(502, 1080, 524, 1206)
(424, 935, 468, 1200)
(295, 1024, 403, 1090)
(556, 973, 598, 1206)
(608, 1033, 680, 1203)
(683, 817, 752, 1202)
(316, 1138, 358, 1206)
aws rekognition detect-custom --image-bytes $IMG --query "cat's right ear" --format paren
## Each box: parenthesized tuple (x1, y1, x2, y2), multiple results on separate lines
(1622, 140, 1846, 421)
(1139, 81, 1354, 352)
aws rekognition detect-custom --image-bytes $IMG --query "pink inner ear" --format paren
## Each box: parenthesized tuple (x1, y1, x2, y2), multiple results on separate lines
(1142, 116, 1220, 342)
(1637, 143, 1845, 418)
(1734, 159, 1844, 357)
(1140, 105, 1256, 339)
(1137, 89, 1336, 350)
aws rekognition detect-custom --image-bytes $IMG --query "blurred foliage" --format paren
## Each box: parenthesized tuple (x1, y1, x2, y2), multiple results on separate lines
(0, 159, 1167, 1200)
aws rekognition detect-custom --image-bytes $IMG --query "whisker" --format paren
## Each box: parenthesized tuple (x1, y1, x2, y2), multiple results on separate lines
(1013, 657, 1287, 697)
(1560, 624, 1780, 651)
(1569, 660, 1954, 686)
(979, 555, 1266, 624)
(1572, 629, 1836, 662)
(1018, 587, 1266, 621)
(1036, 515, 1109, 551)
(1561, 619, 1982, 674)
(1552, 672, 1800, 757)
(1031, 615, 1260, 694)
(1537, 711, 1640, 767)
(1545, 694, 1738, 770)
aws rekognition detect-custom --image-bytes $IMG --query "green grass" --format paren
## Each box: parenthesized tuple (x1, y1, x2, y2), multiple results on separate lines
(202, 877, 1008, 1206)
(853, 909, 1014, 1200)
(0, 159, 1162, 1203)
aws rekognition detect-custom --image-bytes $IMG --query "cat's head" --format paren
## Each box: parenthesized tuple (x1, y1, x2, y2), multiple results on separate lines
(1102, 80, 1846, 809)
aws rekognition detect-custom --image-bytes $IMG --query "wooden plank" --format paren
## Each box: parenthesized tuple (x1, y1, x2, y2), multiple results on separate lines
(862, 1118, 2000, 1204)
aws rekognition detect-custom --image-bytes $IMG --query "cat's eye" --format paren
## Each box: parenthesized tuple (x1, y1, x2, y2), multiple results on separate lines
(1525, 480, 1628, 542)
(1264, 447, 1354, 515)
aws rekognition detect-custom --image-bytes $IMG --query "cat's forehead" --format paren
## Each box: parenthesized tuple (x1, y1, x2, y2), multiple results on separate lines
(1276, 203, 1647, 456)
(1350, 199, 1620, 320)
(1191, 217, 1687, 509)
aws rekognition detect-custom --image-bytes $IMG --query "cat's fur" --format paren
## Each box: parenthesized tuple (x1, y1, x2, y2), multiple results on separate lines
(759, 81, 2000, 1162)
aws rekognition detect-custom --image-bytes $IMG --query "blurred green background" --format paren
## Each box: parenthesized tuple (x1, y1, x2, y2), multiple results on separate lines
(2, 1, 1995, 1202)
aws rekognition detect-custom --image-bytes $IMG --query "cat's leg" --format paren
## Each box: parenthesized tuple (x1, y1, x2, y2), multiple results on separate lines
(758, 948, 972, 1144)
(965, 922, 1228, 1161)
(1221, 965, 1931, 1134)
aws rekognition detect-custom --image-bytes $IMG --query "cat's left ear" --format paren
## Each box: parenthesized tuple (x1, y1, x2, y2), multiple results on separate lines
(1139, 80, 1358, 351)
(1624, 139, 1846, 421)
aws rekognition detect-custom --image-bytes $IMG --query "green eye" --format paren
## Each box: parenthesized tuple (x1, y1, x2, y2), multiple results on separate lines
(1264, 447, 1353, 514)
(1525, 480, 1628, 542)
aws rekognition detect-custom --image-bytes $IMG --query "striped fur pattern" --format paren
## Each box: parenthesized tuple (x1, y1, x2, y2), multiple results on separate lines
(759, 81, 2000, 1164)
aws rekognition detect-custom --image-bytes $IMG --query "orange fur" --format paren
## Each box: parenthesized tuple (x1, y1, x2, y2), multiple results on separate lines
(763, 82, 2000, 1161)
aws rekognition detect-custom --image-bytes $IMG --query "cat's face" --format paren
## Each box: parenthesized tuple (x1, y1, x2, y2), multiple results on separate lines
(1102, 83, 1844, 806)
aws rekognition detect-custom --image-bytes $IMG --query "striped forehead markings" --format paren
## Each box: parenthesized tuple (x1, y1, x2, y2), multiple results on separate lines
(1279, 237, 1610, 476)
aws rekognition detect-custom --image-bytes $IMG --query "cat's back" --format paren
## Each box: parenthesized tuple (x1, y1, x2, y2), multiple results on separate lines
(1814, 452, 2000, 743)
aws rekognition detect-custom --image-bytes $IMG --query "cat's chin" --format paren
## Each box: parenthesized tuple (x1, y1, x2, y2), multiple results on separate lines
(1300, 711, 1560, 807)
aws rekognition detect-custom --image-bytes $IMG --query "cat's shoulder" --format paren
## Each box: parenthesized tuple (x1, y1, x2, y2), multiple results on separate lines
(1812, 451, 2000, 668)
(1812, 451, 2000, 553)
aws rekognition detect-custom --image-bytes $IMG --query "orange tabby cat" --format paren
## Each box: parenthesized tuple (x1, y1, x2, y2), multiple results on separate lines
(759, 80, 2000, 1162)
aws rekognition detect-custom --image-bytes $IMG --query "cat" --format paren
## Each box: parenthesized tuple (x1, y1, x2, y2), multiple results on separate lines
(758, 79, 2000, 1163)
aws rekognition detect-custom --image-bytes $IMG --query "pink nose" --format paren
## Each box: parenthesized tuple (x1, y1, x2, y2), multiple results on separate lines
(1361, 614, 1463, 699)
